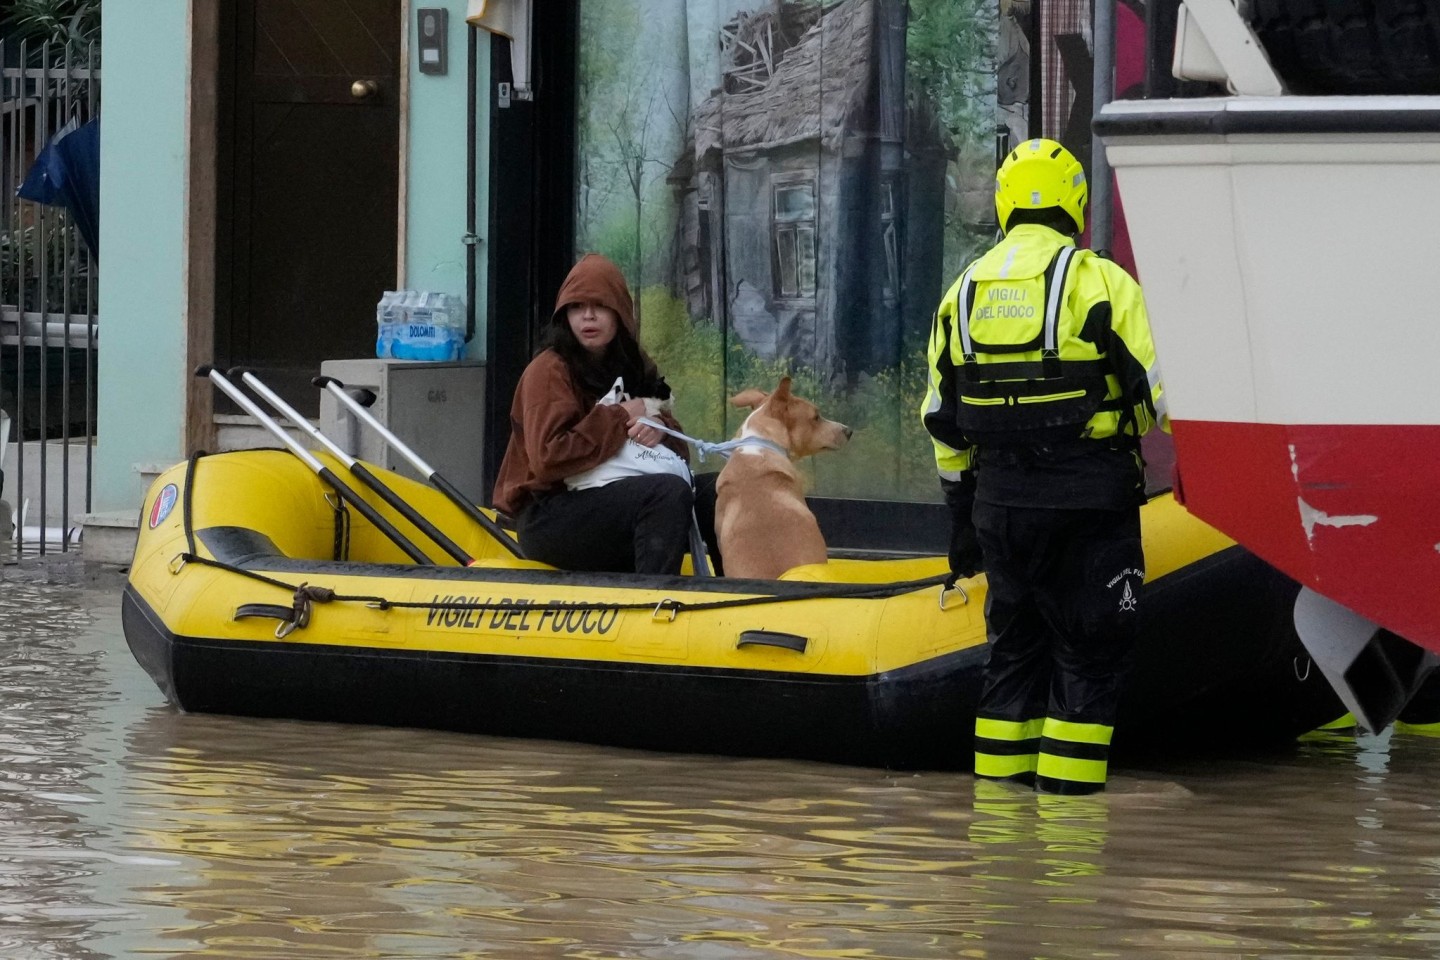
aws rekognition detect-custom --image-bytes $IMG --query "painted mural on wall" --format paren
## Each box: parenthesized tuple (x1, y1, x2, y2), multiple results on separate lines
(576, 0, 997, 500)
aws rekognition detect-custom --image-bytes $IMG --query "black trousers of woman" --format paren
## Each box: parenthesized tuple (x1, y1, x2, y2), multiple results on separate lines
(517, 472, 721, 576)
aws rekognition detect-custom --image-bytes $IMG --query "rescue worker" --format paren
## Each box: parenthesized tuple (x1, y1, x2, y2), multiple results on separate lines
(921, 138, 1167, 794)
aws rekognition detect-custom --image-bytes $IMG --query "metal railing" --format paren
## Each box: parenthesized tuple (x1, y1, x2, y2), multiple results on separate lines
(0, 40, 100, 558)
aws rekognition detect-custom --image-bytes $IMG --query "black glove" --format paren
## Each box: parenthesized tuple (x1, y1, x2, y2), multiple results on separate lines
(941, 475, 982, 581)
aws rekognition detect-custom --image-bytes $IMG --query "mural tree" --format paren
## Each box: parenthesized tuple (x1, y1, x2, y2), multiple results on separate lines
(577, 0, 690, 311)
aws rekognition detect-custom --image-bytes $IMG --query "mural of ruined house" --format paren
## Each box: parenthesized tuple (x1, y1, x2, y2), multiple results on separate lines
(671, 0, 949, 381)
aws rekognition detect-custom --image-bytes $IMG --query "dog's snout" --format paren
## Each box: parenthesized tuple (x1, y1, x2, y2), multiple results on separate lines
(842, 425, 854, 440)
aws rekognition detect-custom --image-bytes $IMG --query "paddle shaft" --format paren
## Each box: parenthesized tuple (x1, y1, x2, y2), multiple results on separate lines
(236, 370, 473, 565)
(315, 375, 524, 559)
(196, 367, 433, 565)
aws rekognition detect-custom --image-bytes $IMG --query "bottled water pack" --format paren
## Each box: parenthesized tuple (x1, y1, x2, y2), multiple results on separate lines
(376, 291, 465, 361)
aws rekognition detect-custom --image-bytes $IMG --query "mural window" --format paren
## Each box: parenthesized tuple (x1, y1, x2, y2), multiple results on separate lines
(772, 179, 817, 300)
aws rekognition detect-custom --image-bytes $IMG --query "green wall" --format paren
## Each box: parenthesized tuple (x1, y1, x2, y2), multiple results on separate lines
(94, 0, 190, 513)
(405, 4, 490, 361)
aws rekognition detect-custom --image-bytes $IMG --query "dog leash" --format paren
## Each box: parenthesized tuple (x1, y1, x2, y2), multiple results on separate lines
(634, 418, 789, 463)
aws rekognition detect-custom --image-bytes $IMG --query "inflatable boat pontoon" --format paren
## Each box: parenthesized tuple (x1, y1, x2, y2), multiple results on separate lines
(122, 449, 1340, 768)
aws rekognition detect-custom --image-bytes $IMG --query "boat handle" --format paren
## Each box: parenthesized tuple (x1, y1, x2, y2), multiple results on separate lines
(234, 603, 295, 623)
(234, 602, 310, 639)
(737, 630, 808, 653)
(939, 582, 969, 610)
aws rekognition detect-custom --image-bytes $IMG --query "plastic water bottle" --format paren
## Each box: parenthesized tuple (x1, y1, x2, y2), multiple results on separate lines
(378, 291, 466, 361)
(375, 290, 404, 358)
(396, 291, 445, 361)
(431, 293, 465, 361)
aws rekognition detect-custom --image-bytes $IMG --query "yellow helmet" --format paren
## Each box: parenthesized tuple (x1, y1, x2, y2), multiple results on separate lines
(995, 138, 1087, 234)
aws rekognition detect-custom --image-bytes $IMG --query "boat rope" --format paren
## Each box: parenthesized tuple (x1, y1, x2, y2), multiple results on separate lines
(366, 574, 953, 616)
(170, 452, 963, 638)
(634, 418, 788, 462)
(171, 545, 954, 636)
(176, 548, 950, 613)
(329, 491, 351, 560)
(182, 449, 203, 558)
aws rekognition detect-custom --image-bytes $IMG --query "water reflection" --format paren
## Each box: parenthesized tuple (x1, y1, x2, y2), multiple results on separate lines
(123, 712, 997, 958)
(4, 575, 1440, 958)
(0, 578, 139, 960)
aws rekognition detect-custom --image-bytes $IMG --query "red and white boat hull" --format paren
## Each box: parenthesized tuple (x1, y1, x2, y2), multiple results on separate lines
(1098, 96, 1440, 654)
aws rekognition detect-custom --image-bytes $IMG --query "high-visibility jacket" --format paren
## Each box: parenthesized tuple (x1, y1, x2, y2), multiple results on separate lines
(922, 224, 1166, 488)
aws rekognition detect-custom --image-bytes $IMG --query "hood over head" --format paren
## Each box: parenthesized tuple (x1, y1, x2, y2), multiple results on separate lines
(552, 254, 636, 337)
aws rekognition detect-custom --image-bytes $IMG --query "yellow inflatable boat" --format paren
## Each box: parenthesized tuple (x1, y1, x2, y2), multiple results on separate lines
(121, 448, 1339, 768)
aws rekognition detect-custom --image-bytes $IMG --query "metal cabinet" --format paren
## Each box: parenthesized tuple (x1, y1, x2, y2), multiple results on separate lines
(319, 358, 486, 504)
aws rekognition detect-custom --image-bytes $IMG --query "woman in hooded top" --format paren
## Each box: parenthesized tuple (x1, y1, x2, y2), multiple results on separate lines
(491, 254, 719, 575)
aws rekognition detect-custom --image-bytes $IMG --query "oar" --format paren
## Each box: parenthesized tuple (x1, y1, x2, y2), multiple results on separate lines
(313, 374, 525, 559)
(194, 365, 433, 565)
(231, 368, 474, 566)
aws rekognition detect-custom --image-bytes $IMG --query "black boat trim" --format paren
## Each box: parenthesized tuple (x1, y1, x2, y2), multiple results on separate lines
(1095, 100, 1440, 138)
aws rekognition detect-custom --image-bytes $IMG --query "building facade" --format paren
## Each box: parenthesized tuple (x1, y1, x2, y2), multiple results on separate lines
(94, 0, 1168, 552)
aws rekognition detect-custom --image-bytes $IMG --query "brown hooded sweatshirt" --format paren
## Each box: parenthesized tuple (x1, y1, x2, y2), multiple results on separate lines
(491, 254, 688, 516)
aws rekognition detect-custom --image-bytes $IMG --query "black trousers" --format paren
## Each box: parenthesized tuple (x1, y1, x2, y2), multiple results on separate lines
(972, 500, 1144, 791)
(517, 472, 720, 576)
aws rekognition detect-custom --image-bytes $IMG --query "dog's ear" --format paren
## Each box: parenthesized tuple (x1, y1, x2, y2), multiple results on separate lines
(728, 389, 769, 409)
(772, 376, 793, 401)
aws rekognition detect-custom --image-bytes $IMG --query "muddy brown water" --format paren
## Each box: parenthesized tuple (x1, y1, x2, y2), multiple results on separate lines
(3, 569, 1439, 959)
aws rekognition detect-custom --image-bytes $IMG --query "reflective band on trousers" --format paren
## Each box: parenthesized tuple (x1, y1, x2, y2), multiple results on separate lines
(1036, 718, 1114, 787)
(1036, 752, 1108, 785)
(975, 751, 1038, 779)
(975, 717, 1044, 742)
(1041, 718, 1113, 746)
(974, 716, 1043, 779)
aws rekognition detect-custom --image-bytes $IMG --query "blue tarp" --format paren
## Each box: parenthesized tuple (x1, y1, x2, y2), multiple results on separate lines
(17, 116, 100, 259)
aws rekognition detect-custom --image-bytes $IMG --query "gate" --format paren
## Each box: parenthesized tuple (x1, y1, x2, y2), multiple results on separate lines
(0, 40, 100, 558)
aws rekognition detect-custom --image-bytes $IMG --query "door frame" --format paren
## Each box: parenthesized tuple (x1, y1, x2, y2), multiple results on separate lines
(184, 0, 410, 452)
(185, 0, 220, 455)
(482, 3, 580, 505)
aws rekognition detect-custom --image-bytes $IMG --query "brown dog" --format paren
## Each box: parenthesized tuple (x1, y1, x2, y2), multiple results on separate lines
(714, 377, 852, 579)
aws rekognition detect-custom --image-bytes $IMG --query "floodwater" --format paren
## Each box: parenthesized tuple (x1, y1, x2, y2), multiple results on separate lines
(5, 567, 1440, 960)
